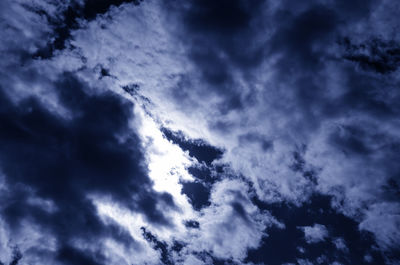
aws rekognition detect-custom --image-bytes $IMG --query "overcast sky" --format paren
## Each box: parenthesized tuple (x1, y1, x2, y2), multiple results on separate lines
(0, 0, 400, 264)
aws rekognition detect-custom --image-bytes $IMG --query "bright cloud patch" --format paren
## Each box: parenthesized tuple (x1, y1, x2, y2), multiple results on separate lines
(299, 224, 329, 244)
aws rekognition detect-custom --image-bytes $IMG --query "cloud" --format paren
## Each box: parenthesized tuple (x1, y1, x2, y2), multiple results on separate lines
(299, 224, 329, 244)
(333, 238, 348, 252)
(152, 1, 400, 257)
(178, 179, 282, 263)
(0, 71, 176, 264)
(359, 202, 400, 251)
(1, 0, 400, 264)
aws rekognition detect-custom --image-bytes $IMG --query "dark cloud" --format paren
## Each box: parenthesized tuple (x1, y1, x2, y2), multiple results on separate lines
(270, 5, 338, 71)
(264, 2, 392, 132)
(0, 72, 174, 264)
(181, 0, 266, 68)
(164, 0, 267, 113)
(269, 0, 378, 70)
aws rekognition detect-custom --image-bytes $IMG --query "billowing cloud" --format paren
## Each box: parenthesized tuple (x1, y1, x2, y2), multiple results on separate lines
(1, 0, 400, 264)
(182, 179, 282, 262)
(299, 224, 329, 244)
(0, 71, 178, 264)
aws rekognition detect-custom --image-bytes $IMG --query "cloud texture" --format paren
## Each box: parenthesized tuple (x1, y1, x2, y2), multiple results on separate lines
(0, 0, 399, 264)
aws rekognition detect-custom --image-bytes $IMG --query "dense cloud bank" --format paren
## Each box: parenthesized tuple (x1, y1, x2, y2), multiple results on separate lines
(0, 0, 399, 264)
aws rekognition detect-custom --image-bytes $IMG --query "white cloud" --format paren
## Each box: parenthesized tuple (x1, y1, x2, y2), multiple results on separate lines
(359, 202, 400, 251)
(364, 254, 373, 263)
(333, 237, 348, 252)
(45, 0, 400, 255)
(0, 218, 58, 265)
(297, 259, 313, 265)
(299, 224, 329, 244)
(181, 179, 282, 262)
(1, 0, 400, 262)
(92, 199, 163, 265)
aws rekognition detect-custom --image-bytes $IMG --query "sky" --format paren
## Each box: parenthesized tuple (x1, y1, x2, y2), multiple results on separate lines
(0, 0, 399, 264)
